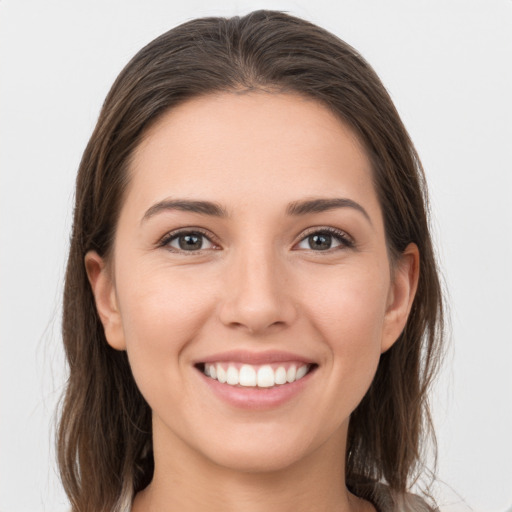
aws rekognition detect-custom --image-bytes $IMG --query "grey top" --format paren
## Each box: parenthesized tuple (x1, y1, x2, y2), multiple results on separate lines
(355, 482, 436, 512)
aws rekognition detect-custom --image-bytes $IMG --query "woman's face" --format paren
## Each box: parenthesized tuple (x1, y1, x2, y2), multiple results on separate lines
(87, 92, 417, 474)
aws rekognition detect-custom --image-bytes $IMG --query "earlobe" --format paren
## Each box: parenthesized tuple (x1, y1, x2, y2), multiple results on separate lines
(381, 243, 420, 353)
(84, 251, 127, 351)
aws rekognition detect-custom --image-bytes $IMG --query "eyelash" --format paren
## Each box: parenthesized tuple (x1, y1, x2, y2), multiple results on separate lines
(157, 226, 354, 254)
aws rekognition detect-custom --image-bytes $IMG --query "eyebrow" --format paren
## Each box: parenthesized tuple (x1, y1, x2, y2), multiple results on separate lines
(286, 197, 372, 224)
(141, 197, 371, 225)
(142, 199, 228, 223)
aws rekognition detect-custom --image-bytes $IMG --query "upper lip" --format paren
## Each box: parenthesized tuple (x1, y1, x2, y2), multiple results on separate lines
(195, 350, 316, 365)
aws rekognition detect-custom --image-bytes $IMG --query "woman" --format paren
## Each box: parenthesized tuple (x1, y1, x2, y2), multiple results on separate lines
(58, 10, 444, 512)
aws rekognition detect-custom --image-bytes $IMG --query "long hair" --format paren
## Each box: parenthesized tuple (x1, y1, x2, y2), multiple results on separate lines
(58, 10, 445, 511)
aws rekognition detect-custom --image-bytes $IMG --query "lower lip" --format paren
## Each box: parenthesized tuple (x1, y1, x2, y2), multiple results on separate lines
(197, 368, 316, 410)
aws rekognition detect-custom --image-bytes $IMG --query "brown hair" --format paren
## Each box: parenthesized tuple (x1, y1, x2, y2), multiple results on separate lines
(58, 10, 445, 511)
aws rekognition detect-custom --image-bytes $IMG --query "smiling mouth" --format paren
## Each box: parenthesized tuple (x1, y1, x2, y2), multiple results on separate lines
(196, 362, 317, 388)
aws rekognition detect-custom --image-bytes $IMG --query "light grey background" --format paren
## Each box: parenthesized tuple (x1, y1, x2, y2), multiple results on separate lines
(1, 1, 511, 511)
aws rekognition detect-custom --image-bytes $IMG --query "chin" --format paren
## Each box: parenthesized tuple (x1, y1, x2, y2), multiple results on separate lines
(206, 443, 310, 474)
(189, 421, 338, 475)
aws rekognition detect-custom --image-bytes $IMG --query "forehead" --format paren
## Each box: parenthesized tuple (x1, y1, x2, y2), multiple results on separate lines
(126, 91, 379, 219)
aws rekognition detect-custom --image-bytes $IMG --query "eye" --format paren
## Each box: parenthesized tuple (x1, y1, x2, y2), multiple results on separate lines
(295, 228, 354, 251)
(161, 230, 218, 252)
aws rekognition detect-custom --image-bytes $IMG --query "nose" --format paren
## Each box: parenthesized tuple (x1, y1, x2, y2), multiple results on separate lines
(217, 245, 298, 335)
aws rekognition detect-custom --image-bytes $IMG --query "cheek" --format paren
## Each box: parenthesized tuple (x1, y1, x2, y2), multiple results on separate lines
(302, 264, 389, 403)
(113, 263, 217, 392)
(305, 261, 389, 342)
(116, 258, 218, 337)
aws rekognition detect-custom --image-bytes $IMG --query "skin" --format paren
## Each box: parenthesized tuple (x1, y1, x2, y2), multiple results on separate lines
(86, 92, 419, 512)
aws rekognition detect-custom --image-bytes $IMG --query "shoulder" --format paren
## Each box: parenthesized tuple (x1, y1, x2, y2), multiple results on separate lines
(352, 480, 438, 512)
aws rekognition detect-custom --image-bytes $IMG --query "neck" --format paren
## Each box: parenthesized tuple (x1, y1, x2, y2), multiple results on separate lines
(132, 419, 373, 512)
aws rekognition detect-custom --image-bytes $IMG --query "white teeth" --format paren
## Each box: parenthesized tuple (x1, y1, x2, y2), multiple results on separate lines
(286, 365, 296, 383)
(203, 362, 311, 388)
(239, 364, 257, 387)
(217, 365, 227, 383)
(296, 365, 308, 380)
(226, 366, 239, 385)
(274, 366, 287, 385)
(257, 365, 275, 388)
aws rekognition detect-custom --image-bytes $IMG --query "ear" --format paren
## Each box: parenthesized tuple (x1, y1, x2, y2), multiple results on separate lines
(84, 251, 126, 351)
(381, 243, 420, 353)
